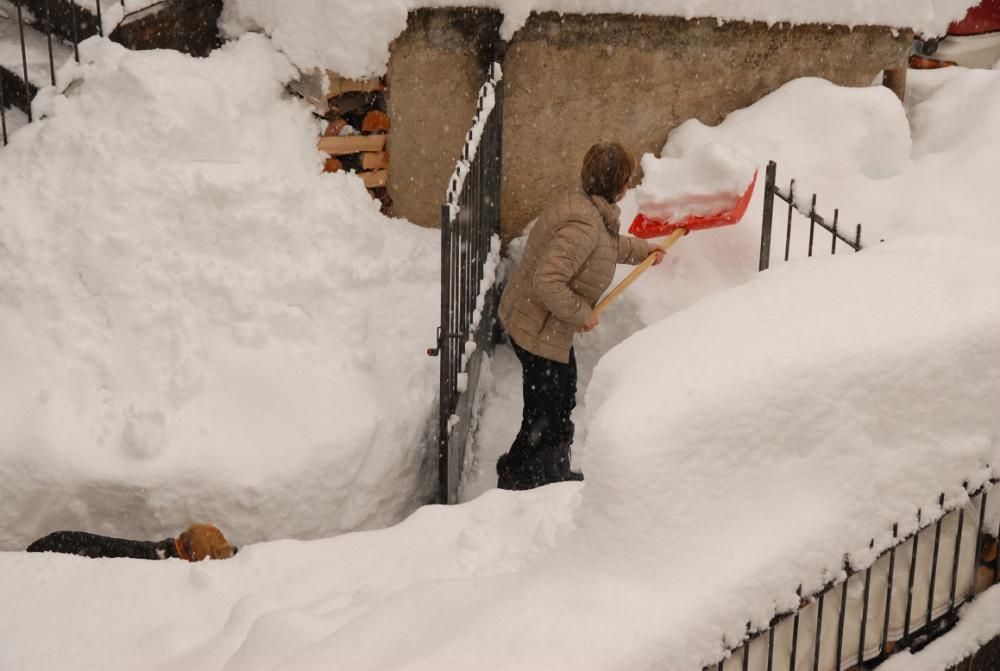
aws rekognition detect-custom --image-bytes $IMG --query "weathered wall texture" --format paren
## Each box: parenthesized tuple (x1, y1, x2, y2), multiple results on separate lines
(386, 8, 502, 228)
(501, 13, 912, 240)
(386, 10, 911, 239)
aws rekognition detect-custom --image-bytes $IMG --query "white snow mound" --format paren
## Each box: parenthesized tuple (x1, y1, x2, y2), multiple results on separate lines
(0, 35, 440, 550)
(636, 142, 757, 221)
(575, 234, 1000, 666)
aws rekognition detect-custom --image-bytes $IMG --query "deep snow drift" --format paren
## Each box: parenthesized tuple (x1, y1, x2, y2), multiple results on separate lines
(0, 36, 440, 550)
(3, 18, 1000, 671)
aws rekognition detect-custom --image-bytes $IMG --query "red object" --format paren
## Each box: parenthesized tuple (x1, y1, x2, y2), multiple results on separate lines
(628, 170, 758, 239)
(909, 54, 958, 69)
(948, 0, 1000, 36)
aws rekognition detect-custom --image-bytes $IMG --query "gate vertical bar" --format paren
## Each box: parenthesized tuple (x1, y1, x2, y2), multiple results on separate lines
(45, 0, 56, 85)
(69, 0, 81, 62)
(0, 73, 7, 144)
(16, 3, 33, 122)
(438, 203, 453, 504)
(758, 161, 776, 272)
(970, 491, 987, 601)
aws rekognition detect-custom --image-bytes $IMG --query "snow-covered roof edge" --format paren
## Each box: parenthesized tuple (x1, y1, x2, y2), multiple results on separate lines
(221, 0, 979, 78)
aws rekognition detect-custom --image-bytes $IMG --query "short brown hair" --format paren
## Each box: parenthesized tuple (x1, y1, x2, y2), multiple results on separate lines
(581, 142, 636, 202)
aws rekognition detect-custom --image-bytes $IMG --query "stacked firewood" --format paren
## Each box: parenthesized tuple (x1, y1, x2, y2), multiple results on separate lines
(289, 69, 390, 209)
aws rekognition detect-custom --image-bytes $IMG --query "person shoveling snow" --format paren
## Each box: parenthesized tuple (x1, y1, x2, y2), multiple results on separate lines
(496, 143, 665, 491)
(495, 141, 757, 491)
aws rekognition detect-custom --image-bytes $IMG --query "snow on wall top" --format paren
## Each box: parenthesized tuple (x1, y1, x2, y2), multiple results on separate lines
(220, 0, 978, 77)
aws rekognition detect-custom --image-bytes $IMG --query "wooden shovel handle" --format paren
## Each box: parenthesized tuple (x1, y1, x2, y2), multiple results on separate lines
(592, 228, 685, 318)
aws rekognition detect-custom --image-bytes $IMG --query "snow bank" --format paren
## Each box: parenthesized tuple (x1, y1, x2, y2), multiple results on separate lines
(0, 485, 580, 671)
(220, 0, 977, 76)
(574, 235, 1000, 666)
(635, 142, 757, 221)
(0, 35, 441, 549)
(197, 241, 1000, 671)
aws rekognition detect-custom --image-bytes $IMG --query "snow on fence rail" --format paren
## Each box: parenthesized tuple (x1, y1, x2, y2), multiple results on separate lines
(758, 160, 863, 271)
(705, 478, 1000, 671)
(427, 61, 503, 505)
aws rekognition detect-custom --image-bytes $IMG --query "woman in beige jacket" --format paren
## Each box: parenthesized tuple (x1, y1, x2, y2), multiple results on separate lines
(496, 143, 664, 490)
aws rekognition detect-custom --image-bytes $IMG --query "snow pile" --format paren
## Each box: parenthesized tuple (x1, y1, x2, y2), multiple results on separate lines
(5, 31, 1000, 671)
(613, 76, 911, 324)
(0, 35, 440, 550)
(220, 0, 978, 76)
(0, 485, 581, 671)
(574, 235, 1000, 666)
(635, 142, 757, 221)
(275, 237, 999, 671)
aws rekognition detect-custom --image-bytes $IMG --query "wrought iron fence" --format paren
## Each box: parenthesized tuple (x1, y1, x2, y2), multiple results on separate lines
(703, 479, 999, 671)
(0, 0, 166, 146)
(759, 160, 863, 271)
(427, 61, 503, 505)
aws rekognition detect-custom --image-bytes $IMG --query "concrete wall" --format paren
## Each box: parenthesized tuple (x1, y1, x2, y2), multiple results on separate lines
(385, 10, 912, 239)
(501, 13, 911, 240)
(386, 8, 502, 228)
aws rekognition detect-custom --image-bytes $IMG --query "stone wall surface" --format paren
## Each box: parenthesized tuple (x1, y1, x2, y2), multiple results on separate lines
(501, 13, 911, 240)
(385, 10, 911, 239)
(386, 8, 502, 228)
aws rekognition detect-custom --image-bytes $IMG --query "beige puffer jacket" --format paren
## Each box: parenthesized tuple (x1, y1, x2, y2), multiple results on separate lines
(499, 189, 652, 363)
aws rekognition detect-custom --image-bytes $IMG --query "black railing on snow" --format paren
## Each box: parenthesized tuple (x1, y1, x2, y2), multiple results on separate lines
(710, 163, 993, 669)
(704, 479, 998, 671)
(759, 160, 862, 271)
(0, 0, 157, 146)
(427, 61, 503, 505)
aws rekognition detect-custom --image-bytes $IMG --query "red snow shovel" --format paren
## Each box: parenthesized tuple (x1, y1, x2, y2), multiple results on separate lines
(592, 169, 758, 318)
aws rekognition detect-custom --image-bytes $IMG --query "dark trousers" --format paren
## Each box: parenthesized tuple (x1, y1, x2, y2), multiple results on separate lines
(506, 340, 577, 467)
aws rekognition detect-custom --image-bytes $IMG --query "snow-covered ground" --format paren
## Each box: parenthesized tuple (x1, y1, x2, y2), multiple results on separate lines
(4, 4, 1000, 669)
(0, 36, 440, 550)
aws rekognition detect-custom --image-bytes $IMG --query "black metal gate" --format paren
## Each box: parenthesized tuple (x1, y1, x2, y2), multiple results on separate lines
(759, 160, 863, 270)
(428, 61, 504, 504)
(704, 479, 999, 671)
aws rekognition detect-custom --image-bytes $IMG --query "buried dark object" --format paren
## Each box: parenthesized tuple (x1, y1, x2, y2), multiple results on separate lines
(26, 523, 237, 561)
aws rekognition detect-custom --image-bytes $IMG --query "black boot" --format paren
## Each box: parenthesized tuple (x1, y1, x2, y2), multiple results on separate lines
(541, 442, 583, 484)
(496, 453, 545, 490)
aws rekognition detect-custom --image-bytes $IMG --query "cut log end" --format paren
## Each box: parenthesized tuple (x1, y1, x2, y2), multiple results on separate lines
(361, 151, 390, 170)
(361, 110, 390, 133)
(323, 118, 349, 137)
(360, 170, 388, 189)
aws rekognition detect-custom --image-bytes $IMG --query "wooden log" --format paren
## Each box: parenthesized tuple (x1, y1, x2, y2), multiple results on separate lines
(327, 72, 384, 98)
(328, 91, 379, 117)
(361, 151, 390, 170)
(359, 169, 388, 189)
(982, 535, 998, 564)
(977, 565, 995, 595)
(361, 110, 390, 133)
(318, 134, 386, 155)
(323, 157, 344, 173)
(323, 118, 349, 137)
